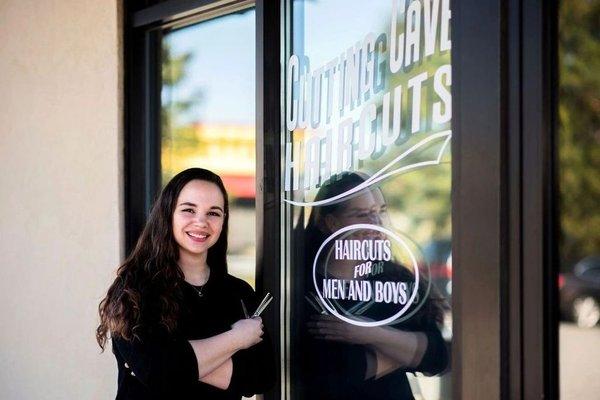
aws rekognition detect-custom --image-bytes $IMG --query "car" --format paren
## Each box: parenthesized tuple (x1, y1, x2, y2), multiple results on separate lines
(559, 255, 600, 328)
(422, 239, 452, 300)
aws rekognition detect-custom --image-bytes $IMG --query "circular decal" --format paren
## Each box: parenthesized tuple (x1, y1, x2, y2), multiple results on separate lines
(312, 223, 420, 327)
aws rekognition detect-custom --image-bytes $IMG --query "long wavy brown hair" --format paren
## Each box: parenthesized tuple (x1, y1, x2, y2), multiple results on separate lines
(96, 168, 229, 350)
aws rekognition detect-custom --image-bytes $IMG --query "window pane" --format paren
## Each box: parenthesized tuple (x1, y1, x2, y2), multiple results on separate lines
(283, 1, 452, 398)
(161, 9, 257, 286)
(558, 1, 600, 399)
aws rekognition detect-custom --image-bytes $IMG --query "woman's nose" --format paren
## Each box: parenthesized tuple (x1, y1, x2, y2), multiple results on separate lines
(194, 214, 209, 226)
(367, 212, 382, 225)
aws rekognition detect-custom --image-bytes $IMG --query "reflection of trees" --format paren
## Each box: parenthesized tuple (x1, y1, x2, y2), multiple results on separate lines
(366, 13, 452, 243)
(558, 1, 600, 269)
(161, 42, 202, 184)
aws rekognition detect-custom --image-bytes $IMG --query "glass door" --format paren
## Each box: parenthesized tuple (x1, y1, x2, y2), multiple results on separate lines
(160, 7, 258, 287)
(557, 1, 600, 398)
(125, 1, 567, 398)
(281, 1, 453, 398)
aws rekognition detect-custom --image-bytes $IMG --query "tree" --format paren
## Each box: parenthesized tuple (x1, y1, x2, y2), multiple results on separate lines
(160, 41, 202, 184)
(558, 0, 600, 269)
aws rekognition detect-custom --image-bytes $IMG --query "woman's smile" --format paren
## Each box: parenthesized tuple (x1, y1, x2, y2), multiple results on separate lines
(186, 231, 210, 242)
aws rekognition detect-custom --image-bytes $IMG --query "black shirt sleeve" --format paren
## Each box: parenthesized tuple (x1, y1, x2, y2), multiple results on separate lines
(404, 323, 449, 376)
(229, 338, 276, 396)
(112, 329, 199, 395)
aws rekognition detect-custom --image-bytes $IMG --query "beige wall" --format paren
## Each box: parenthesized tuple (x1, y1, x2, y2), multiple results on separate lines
(0, 1, 122, 398)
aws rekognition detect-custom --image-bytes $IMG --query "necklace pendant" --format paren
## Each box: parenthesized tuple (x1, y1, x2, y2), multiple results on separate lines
(189, 281, 205, 298)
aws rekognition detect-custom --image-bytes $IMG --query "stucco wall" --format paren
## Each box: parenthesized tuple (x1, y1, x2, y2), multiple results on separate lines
(0, 1, 122, 398)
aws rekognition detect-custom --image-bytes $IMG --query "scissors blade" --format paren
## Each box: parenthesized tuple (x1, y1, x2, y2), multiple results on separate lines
(253, 295, 273, 317)
(240, 299, 249, 318)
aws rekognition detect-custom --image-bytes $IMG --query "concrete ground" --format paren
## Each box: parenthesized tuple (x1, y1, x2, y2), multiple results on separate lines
(411, 323, 600, 400)
(560, 322, 600, 400)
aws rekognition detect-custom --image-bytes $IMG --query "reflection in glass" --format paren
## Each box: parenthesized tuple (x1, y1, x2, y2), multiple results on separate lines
(161, 9, 257, 286)
(299, 173, 449, 399)
(285, 1, 452, 398)
(558, 1, 600, 399)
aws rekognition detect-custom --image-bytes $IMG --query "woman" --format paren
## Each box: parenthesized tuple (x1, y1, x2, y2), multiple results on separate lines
(97, 168, 275, 400)
(299, 172, 448, 400)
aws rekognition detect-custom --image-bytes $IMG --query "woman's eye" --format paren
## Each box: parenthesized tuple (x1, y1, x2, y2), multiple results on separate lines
(182, 208, 195, 214)
(208, 211, 222, 217)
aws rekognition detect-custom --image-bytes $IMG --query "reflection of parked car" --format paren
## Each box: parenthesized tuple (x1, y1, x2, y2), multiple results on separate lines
(416, 240, 453, 400)
(559, 255, 600, 328)
(423, 239, 452, 300)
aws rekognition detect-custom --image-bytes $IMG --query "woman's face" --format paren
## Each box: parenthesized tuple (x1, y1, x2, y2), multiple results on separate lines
(325, 188, 388, 239)
(172, 179, 225, 260)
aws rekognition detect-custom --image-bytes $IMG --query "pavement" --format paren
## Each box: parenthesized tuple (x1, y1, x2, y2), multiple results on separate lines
(560, 322, 600, 400)
(410, 322, 600, 400)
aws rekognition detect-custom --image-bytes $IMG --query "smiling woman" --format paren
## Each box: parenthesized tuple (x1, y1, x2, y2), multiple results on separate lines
(172, 180, 226, 265)
(96, 168, 275, 400)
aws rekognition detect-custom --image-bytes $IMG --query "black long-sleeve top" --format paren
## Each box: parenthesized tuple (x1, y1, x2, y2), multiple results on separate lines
(111, 272, 275, 400)
(299, 263, 449, 400)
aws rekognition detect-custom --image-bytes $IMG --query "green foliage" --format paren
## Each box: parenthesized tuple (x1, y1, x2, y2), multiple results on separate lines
(161, 42, 195, 133)
(161, 41, 202, 184)
(366, 15, 452, 244)
(558, 0, 600, 268)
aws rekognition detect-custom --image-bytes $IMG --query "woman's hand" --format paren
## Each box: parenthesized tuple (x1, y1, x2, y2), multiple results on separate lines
(308, 314, 427, 370)
(307, 315, 380, 345)
(231, 317, 264, 350)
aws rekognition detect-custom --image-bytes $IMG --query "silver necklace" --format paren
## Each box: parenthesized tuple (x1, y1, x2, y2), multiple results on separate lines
(186, 270, 210, 298)
(192, 284, 205, 297)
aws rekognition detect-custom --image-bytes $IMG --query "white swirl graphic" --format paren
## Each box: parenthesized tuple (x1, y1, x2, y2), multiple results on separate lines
(283, 130, 451, 207)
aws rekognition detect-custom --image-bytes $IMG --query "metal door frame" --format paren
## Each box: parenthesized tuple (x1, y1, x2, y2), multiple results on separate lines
(124, 1, 559, 398)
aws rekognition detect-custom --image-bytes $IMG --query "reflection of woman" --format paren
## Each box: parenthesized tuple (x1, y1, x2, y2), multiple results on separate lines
(300, 172, 448, 400)
(96, 168, 275, 400)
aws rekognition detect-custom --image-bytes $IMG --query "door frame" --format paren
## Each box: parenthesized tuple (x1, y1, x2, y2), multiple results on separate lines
(123, 1, 559, 398)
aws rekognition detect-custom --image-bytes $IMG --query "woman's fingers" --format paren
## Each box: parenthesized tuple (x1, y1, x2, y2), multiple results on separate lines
(307, 317, 342, 327)
(314, 334, 345, 342)
(231, 317, 265, 348)
(308, 326, 340, 335)
(307, 322, 347, 339)
(307, 320, 345, 331)
(307, 315, 366, 343)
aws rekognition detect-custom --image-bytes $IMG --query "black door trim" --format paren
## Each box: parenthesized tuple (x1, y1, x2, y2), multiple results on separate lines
(452, 1, 504, 398)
